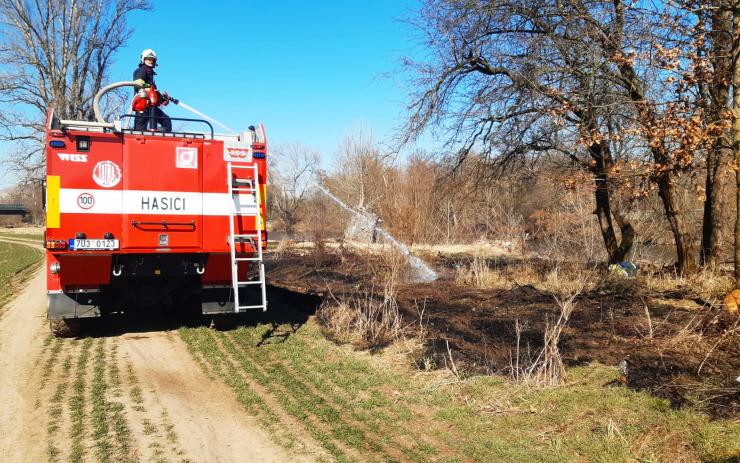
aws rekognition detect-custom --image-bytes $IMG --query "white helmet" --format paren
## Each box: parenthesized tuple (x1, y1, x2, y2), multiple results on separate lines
(140, 49, 157, 64)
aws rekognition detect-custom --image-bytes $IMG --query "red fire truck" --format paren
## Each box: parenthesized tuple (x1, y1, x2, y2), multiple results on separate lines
(44, 82, 267, 337)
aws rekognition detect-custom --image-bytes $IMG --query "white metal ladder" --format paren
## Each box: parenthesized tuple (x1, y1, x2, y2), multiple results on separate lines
(226, 161, 267, 312)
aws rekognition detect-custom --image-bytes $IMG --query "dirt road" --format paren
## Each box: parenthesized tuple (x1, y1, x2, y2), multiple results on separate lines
(0, 241, 308, 462)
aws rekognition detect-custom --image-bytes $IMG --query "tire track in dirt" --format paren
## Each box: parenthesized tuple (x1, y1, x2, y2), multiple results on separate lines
(0, 268, 49, 462)
(120, 351, 193, 463)
(0, 244, 306, 462)
(117, 329, 300, 462)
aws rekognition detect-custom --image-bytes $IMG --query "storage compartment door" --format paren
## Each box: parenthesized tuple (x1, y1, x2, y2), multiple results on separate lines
(121, 137, 203, 250)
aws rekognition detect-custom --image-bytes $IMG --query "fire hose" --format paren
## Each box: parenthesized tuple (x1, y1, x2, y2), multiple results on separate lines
(92, 81, 235, 133)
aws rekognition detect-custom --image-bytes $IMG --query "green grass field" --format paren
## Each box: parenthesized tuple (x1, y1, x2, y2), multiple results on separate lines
(0, 231, 44, 242)
(180, 321, 739, 462)
(0, 240, 42, 308)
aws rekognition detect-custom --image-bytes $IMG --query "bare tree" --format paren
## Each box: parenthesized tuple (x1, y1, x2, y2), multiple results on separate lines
(0, 0, 150, 181)
(269, 142, 320, 236)
(402, 0, 729, 273)
(329, 131, 391, 212)
(732, 1, 740, 288)
(401, 0, 637, 264)
(700, 0, 732, 266)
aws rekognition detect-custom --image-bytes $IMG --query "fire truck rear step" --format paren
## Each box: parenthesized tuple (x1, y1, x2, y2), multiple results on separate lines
(227, 161, 267, 312)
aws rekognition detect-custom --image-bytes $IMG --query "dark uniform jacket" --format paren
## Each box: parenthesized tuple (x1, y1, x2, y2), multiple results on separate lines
(133, 63, 157, 89)
(132, 63, 171, 132)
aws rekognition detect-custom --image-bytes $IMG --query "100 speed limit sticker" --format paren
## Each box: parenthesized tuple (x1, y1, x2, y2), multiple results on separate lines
(77, 192, 95, 210)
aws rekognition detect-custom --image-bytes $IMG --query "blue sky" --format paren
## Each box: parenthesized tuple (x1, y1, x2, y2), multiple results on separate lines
(0, 0, 425, 188)
(117, 0, 422, 158)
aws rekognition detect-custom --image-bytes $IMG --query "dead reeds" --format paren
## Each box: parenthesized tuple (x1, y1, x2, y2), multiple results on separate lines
(454, 256, 509, 288)
(317, 284, 404, 348)
(509, 271, 592, 387)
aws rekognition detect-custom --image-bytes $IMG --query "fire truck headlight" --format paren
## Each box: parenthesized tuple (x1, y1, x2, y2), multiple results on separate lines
(50, 262, 60, 274)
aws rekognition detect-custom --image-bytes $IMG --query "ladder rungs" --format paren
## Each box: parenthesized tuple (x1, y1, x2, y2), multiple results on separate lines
(228, 163, 266, 313)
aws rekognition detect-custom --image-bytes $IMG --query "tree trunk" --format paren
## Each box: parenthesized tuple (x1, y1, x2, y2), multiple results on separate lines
(733, 1, 740, 287)
(701, 138, 729, 266)
(736, 160, 740, 287)
(702, 0, 732, 267)
(589, 141, 634, 264)
(594, 186, 633, 263)
(656, 171, 697, 274)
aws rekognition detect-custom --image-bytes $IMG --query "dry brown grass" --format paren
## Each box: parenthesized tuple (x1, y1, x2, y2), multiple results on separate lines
(641, 268, 733, 302)
(509, 271, 592, 387)
(318, 284, 405, 348)
(454, 256, 509, 288)
(270, 238, 290, 259)
(455, 256, 597, 297)
(317, 246, 430, 349)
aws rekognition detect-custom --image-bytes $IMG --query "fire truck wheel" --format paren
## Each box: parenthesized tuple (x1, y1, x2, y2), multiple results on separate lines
(50, 319, 81, 338)
(209, 315, 237, 331)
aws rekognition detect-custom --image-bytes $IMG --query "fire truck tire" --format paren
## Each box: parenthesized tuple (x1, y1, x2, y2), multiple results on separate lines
(209, 315, 237, 331)
(50, 319, 81, 338)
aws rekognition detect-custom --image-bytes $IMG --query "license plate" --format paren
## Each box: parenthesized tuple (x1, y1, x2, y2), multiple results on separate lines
(73, 239, 119, 250)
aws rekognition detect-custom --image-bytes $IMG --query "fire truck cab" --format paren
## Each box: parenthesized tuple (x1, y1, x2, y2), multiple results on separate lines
(44, 97, 267, 337)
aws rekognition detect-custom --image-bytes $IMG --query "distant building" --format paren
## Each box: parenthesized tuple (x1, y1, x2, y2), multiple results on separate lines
(0, 204, 31, 227)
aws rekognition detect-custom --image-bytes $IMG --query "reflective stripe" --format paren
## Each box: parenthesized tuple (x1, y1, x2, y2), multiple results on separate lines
(46, 176, 61, 228)
(58, 188, 259, 216)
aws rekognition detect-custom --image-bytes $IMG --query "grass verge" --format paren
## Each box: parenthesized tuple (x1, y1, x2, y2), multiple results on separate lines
(181, 320, 739, 462)
(0, 231, 44, 241)
(0, 240, 42, 309)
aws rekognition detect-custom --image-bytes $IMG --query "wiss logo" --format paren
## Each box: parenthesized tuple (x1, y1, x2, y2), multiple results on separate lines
(57, 153, 88, 162)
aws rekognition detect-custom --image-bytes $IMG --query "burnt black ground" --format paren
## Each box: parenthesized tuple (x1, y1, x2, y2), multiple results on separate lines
(267, 247, 740, 419)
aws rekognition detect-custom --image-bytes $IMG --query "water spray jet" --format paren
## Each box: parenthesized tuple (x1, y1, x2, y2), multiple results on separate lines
(314, 183, 438, 283)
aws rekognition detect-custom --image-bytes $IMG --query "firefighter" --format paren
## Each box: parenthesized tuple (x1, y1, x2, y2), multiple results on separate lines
(132, 49, 172, 132)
